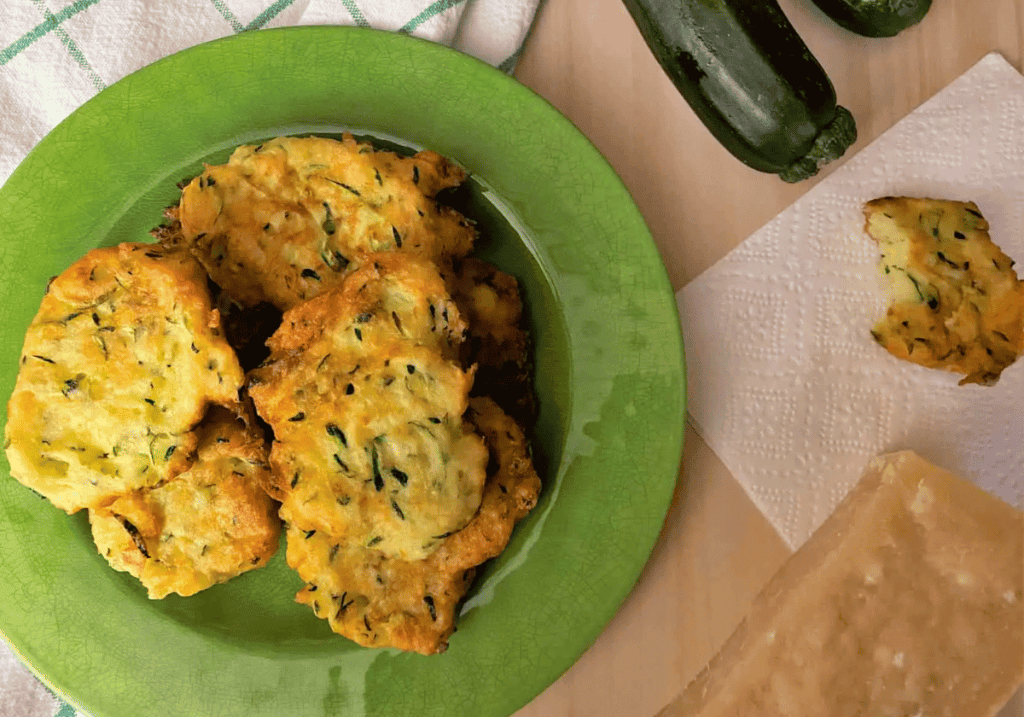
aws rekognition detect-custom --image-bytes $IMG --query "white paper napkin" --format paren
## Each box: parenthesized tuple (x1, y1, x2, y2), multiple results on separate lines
(680, 53, 1024, 716)
(679, 51, 1024, 550)
(680, 51, 1024, 548)
(0, 3, 542, 716)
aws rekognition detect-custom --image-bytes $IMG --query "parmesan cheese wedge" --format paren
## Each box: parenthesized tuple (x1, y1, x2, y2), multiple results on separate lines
(663, 450, 1024, 717)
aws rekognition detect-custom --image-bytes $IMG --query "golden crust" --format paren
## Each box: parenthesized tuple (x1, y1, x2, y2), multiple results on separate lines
(177, 134, 476, 310)
(864, 197, 1024, 385)
(286, 396, 541, 654)
(4, 242, 244, 513)
(249, 253, 488, 562)
(89, 407, 280, 599)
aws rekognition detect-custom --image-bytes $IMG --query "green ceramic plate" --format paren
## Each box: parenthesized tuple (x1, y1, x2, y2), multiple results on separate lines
(0, 26, 685, 717)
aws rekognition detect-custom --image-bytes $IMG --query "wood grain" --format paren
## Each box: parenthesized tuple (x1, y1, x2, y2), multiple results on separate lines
(511, 1, 1024, 715)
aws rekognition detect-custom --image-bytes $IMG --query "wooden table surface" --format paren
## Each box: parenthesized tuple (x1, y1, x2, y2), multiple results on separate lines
(509, 1, 1024, 715)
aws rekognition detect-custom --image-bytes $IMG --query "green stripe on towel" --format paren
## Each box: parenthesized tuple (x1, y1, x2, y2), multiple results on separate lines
(401, 0, 467, 33)
(31, 0, 106, 90)
(498, 47, 522, 74)
(0, 0, 101, 66)
(340, 0, 370, 27)
(244, 0, 297, 30)
(209, 0, 245, 32)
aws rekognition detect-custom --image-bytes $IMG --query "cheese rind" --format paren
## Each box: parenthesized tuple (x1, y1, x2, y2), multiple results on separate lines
(667, 450, 1024, 717)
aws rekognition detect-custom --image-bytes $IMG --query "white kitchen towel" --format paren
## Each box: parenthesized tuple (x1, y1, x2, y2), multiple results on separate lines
(0, 3, 542, 715)
(0, 0, 542, 187)
(679, 54, 1024, 717)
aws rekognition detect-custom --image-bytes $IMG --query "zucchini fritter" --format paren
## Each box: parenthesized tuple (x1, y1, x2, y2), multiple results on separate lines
(4, 242, 244, 513)
(249, 253, 488, 562)
(89, 407, 280, 598)
(286, 397, 540, 655)
(177, 134, 476, 310)
(864, 197, 1024, 385)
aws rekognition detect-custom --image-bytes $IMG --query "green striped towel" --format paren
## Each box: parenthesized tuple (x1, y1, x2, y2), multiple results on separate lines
(0, 0, 542, 185)
(0, 4, 542, 714)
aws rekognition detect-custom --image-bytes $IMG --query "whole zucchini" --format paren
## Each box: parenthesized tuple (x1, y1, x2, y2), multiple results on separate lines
(808, 0, 932, 38)
(622, 0, 857, 182)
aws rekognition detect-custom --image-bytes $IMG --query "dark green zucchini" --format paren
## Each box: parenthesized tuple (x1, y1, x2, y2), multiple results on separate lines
(808, 0, 932, 38)
(621, 0, 857, 182)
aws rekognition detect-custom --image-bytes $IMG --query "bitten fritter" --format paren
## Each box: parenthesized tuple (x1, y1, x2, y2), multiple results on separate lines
(89, 407, 280, 599)
(447, 257, 535, 427)
(4, 242, 245, 513)
(286, 396, 541, 655)
(248, 253, 488, 562)
(864, 197, 1024, 385)
(177, 134, 476, 310)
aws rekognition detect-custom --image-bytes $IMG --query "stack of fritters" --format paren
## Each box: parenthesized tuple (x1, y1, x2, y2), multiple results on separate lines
(201, 135, 539, 654)
(285, 396, 539, 655)
(249, 254, 488, 561)
(5, 133, 539, 654)
(247, 252, 539, 653)
(5, 242, 280, 596)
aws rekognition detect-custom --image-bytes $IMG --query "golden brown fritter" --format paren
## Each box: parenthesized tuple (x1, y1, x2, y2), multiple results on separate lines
(176, 134, 476, 310)
(4, 242, 245, 513)
(864, 197, 1024, 385)
(286, 396, 541, 655)
(89, 406, 280, 599)
(248, 253, 488, 562)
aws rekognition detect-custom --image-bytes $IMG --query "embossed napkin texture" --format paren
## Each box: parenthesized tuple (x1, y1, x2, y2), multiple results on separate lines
(0, 2, 542, 715)
(679, 51, 1024, 551)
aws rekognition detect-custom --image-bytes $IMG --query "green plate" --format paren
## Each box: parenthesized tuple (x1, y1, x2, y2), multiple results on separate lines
(0, 26, 685, 717)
